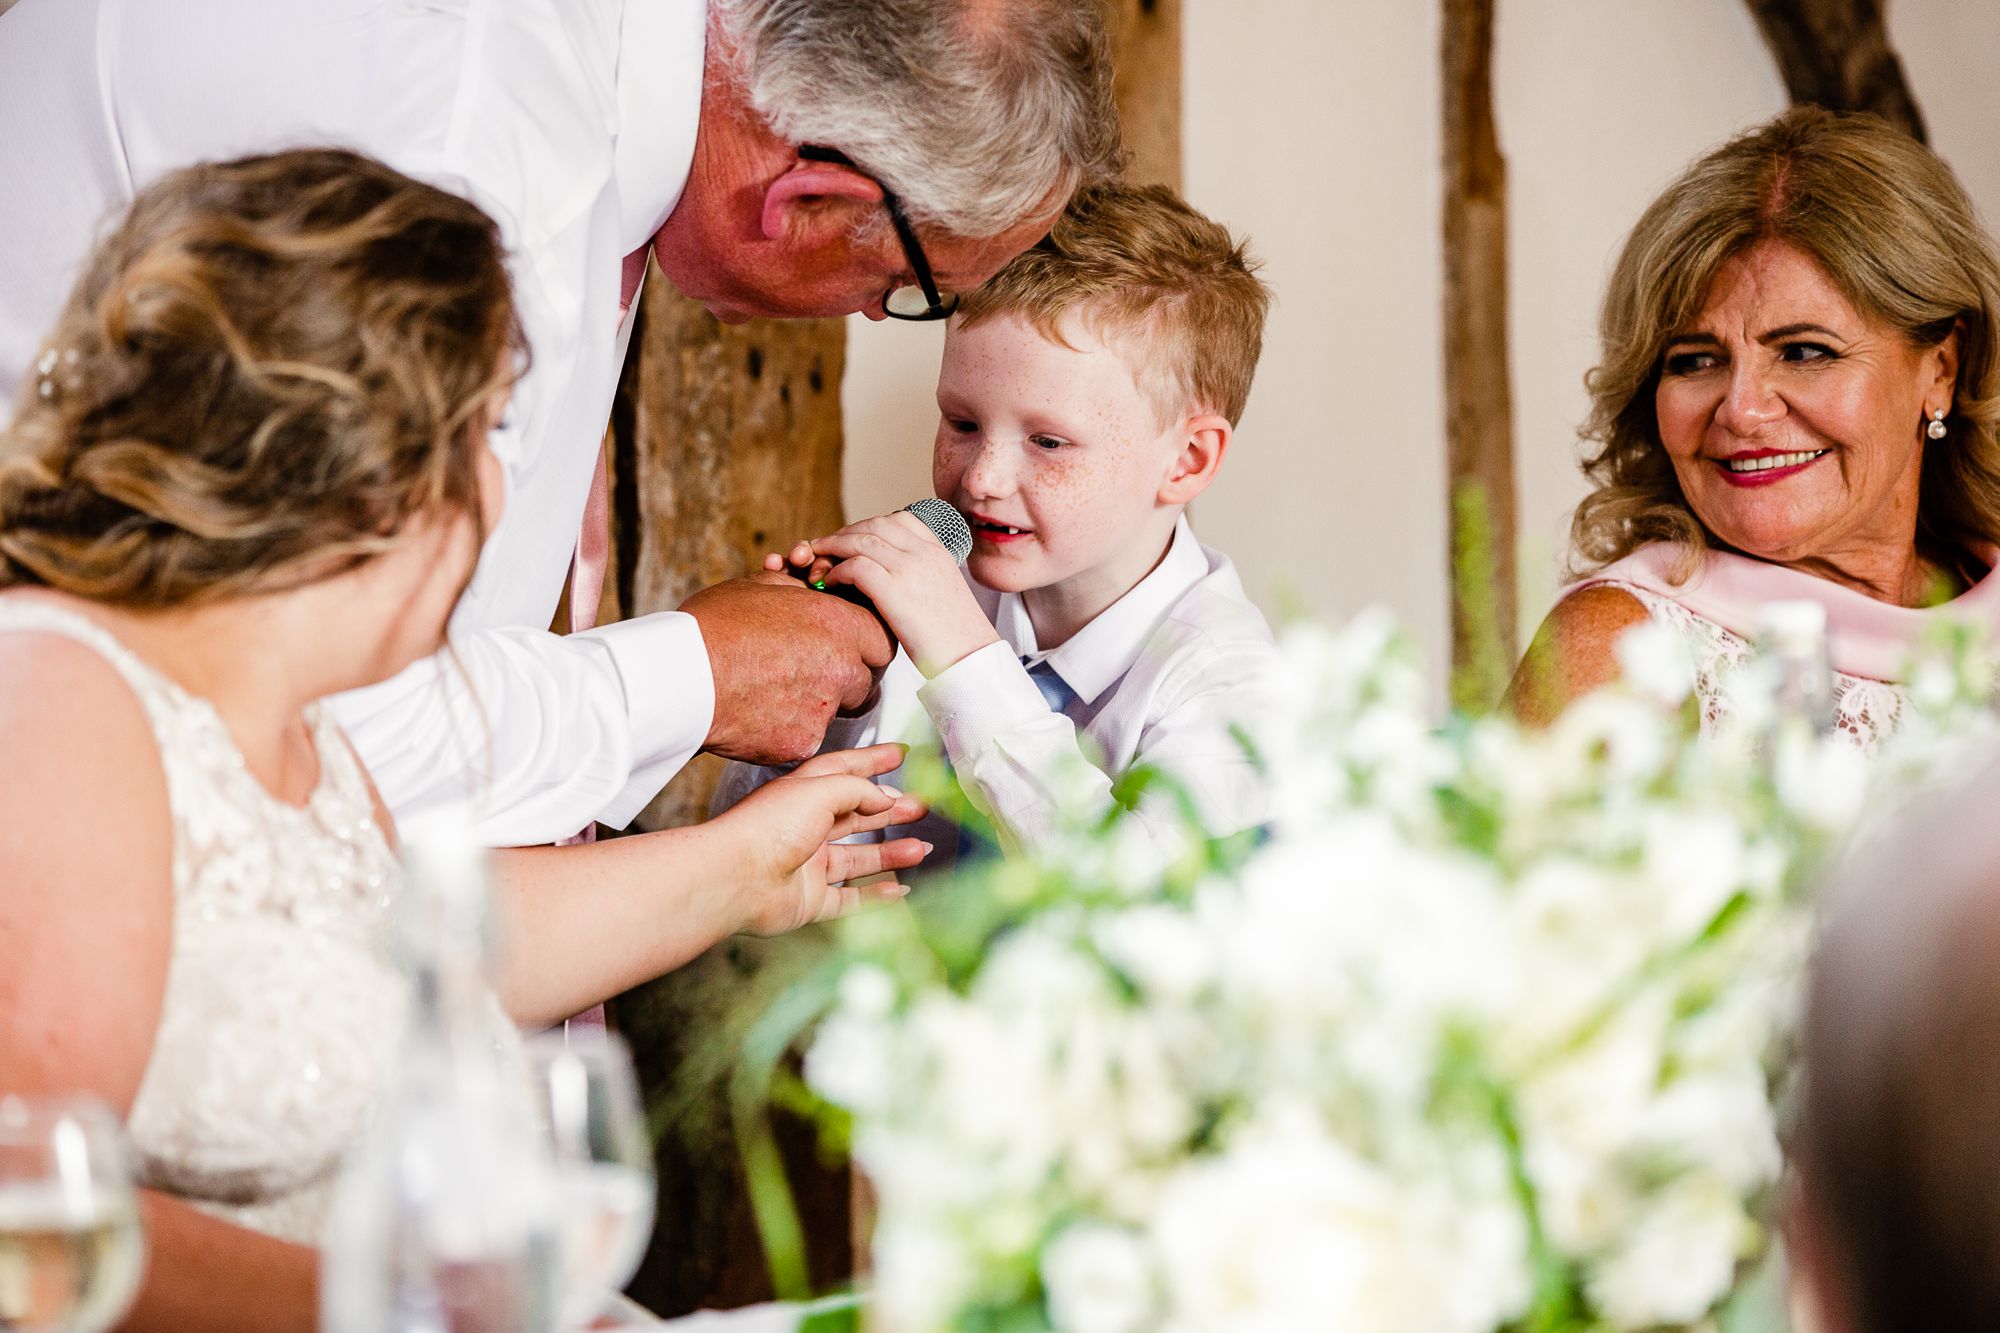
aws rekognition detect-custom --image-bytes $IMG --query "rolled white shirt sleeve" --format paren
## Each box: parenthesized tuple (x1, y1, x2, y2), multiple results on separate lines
(327, 610, 714, 846)
(915, 644, 1117, 859)
(917, 640, 1270, 860)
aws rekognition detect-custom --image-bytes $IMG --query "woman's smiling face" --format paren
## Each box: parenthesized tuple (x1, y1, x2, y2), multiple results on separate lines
(1654, 238, 1957, 568)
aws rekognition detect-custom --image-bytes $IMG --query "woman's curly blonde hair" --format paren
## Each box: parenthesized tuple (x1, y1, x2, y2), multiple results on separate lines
(0, 148, 521, 606)
(1572, 106, 2000, 581)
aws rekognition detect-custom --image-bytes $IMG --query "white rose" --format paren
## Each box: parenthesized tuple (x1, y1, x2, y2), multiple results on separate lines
(1772, 733, 1870, 832)
(1042, 1223, 1157, 1333)
(1148, 1128, 1524, 1333)
(1613, 618, 1697, 706)
(837, 963, 897, 1019)
(1633, 1071, 1781, 1195)
(803, 1012, 893, 1117)
(871, 1221, 974, 1333)
(1091, 905, 1217, 1004)
(1640, 807, 1750, 940)
(1587, 1174, 1753, 1327)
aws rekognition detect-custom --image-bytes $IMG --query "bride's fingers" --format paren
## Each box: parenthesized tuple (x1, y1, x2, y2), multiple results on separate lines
(827, 794, 927, 842)
(775, 774, 902, 833)
(826, 839, 929, 885)
(790, 743, 908, 781)
(809, 881, 860, 924)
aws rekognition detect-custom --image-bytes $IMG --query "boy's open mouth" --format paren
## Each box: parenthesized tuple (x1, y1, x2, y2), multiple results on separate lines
(967, 512, 1034, 542)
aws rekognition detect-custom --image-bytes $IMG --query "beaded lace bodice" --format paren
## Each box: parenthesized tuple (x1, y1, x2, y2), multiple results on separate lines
(1610, 583, 1909, 750)
(0, 599, 511, 1245)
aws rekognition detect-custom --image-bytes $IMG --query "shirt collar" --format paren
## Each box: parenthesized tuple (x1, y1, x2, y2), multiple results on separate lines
(992, 517, 1208, 706)
(614, 0, 708, 254)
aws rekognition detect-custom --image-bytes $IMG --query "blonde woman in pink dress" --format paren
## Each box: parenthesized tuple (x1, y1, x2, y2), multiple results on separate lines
(1510, 108, 2000, 739)
(0, 149, 926, 1332)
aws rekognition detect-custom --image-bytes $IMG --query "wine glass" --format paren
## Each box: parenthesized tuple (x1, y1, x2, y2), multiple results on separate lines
(0, 1095, 145, 1332)
(522, 1030, 656, 1330)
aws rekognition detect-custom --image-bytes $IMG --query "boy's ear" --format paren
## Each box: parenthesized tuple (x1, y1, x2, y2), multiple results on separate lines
(760, 158, 884, 243)
(1157, 413, 1232, 506)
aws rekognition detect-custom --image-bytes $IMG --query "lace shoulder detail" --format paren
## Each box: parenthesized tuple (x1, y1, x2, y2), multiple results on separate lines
(1597, 582, 1748, 725)
(1592, 580, 1910, 751)
(0, 597, 409, 1243)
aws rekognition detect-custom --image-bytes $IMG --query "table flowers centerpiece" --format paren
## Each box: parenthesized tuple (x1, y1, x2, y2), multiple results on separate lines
(745, 611, 1998, 1333)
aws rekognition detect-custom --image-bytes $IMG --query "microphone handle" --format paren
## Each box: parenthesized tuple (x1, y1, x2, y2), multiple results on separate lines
(809, 575, 889, 622)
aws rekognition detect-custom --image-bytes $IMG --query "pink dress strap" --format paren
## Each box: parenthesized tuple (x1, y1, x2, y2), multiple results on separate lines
(1570, 542, 2000, 683)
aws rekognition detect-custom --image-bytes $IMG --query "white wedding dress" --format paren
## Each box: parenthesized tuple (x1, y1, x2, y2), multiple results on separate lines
(1611, 583, 1910, 749)
(0, 598, 516, 1245)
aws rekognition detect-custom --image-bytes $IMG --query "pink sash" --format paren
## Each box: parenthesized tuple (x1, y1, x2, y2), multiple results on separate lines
(1571, 543, 2000, 683)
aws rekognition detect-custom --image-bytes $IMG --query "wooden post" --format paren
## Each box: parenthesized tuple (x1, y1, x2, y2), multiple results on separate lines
(1743, 0, 1927, 141)
(612, 275, 849, 835)
(607, 270, 854, 1316)
(1441, 0, 1518, 711)
(1110, 0, 1183, 190)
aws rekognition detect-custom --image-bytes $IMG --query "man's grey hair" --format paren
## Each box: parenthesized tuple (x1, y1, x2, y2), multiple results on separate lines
(710, 0, 1125, 239)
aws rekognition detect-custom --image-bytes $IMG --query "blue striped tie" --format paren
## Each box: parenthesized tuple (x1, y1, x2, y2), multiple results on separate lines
(1024, 656, 1079, 716)
(950, 657, 1077, 868)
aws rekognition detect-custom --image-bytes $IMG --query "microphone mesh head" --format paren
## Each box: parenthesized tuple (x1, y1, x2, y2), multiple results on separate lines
(903, 497, 974, 565)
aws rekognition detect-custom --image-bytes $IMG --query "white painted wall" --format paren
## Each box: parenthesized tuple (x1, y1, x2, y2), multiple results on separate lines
(840, 1, 2000, 681)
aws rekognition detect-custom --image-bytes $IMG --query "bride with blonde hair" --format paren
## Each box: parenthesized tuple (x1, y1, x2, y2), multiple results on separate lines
(0, 148, 925, 1331)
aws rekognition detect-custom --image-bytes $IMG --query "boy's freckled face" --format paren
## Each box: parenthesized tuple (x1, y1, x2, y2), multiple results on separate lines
(932, 312, 1182, 606)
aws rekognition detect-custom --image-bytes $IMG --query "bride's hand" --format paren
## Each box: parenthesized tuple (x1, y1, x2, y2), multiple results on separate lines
(722, 743, 932, 936)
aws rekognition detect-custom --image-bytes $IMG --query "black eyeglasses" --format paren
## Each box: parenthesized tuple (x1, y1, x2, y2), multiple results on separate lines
(799, 145, 959, 322)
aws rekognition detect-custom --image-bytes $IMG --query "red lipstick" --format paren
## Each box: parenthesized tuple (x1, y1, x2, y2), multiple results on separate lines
(1713, 447, 1828, 488)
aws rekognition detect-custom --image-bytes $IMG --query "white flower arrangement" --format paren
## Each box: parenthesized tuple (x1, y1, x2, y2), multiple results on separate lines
(767, 610, 1998, 1333)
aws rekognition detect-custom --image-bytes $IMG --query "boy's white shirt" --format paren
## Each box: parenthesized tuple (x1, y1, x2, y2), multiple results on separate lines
(713, 516, 1277, 860)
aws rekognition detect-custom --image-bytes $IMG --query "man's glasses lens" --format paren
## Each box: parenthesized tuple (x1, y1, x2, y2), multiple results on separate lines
(797, 145, 958, 322)
(886, 284, 957, 320)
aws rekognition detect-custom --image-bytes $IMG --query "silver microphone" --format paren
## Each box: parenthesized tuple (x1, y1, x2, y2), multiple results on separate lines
(902, 497, 973, 565)
(809, 498, 973, 598)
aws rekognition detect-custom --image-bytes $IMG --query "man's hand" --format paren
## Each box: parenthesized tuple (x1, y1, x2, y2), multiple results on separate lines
(773, 512, 1000, 677)
(680, 571, 896, 764)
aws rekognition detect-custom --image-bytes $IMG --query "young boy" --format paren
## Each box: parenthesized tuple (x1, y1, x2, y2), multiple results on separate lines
(716, 181, 1277, 863)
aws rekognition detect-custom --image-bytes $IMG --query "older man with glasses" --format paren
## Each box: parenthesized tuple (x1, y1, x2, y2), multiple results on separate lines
(0, 0, 1121, 848)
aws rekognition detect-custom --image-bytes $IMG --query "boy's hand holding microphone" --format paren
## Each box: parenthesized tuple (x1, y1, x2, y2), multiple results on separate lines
(767, 499, 1003, 678)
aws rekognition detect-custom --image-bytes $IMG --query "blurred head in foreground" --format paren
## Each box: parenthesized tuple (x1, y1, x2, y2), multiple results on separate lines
(1797, 762, 2000, 1332)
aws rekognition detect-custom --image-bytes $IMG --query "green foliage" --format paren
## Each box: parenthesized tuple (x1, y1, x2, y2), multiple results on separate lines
(1453, 480, 1518, 714)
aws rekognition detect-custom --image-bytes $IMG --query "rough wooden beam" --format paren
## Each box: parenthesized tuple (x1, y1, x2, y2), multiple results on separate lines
(609, 269, 852, 1317)
(1441, 0, 1518, 709)
(1744, 0, 1927, 141)
(616, 282, 848, 834)
(1110, 0, 1182, 190)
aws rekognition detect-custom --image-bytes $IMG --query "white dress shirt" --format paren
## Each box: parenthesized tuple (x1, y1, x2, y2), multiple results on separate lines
(714, 518, 1279, 861)
(0, 0, 713, 843)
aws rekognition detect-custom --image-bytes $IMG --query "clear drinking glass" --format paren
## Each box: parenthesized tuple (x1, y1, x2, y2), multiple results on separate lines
(0, 1096, 145, 1333)
(523, 1030, 655, 1330)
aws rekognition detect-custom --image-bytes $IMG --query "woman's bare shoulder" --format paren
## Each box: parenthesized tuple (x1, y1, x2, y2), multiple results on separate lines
(0, 607, 176, 1108)
(0, 608, 174, 890)
(1503, 584, 1652, 726)
(0, 608, 158, 753)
